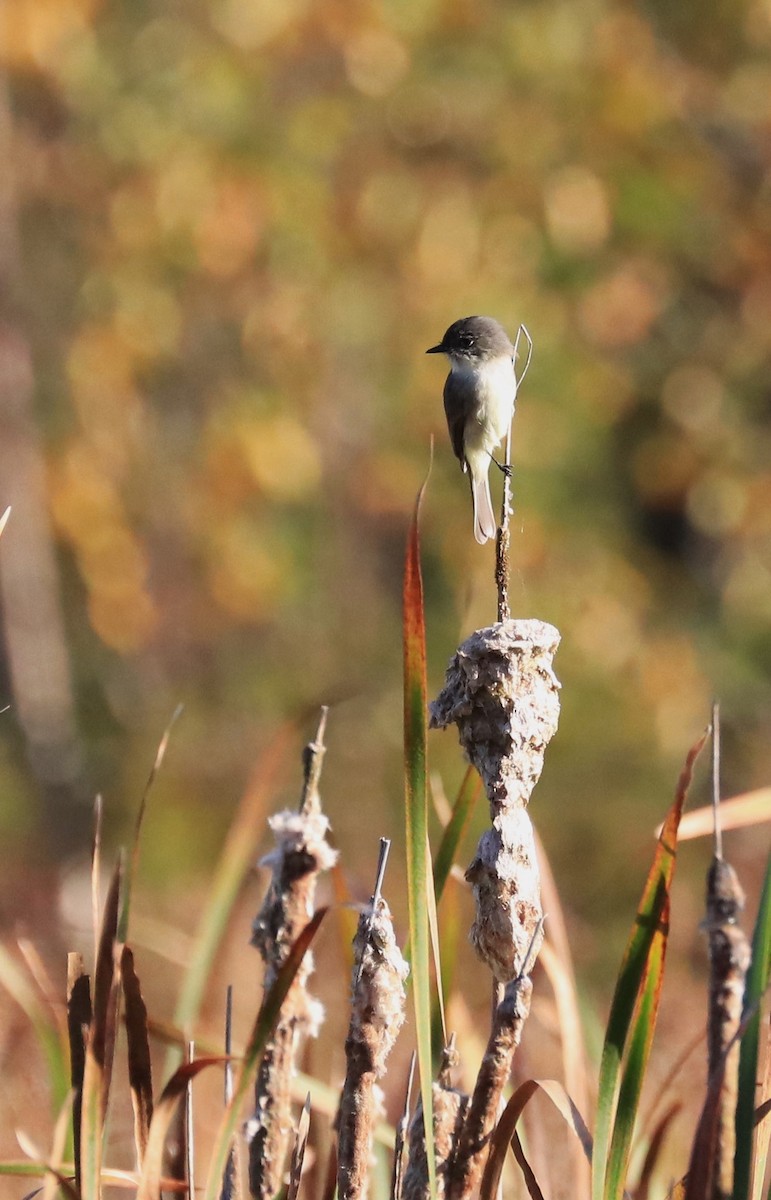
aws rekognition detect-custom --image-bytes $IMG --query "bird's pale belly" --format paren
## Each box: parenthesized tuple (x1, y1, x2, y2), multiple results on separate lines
(462, 368, 515, 456)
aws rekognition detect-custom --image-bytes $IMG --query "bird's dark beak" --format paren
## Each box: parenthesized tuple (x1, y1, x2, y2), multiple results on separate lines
(426, 343, 445, 354)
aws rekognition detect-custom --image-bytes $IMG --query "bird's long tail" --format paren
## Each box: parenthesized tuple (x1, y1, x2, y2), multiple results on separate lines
(470, 468, 497, 545)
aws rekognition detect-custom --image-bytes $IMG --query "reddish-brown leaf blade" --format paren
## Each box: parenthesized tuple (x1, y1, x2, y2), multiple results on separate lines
(683, 1053, 727, 1200)
(403, 466, 436, 1199)
(137, 1056, 230, 1200)
(203, 909, 328, 1200)
(511, 1131, 547, 1200)
(480, 1078, 592, 1200)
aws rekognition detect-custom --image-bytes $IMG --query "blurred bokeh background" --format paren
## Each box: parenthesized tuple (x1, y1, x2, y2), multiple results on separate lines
(0, 0, 770, 1175)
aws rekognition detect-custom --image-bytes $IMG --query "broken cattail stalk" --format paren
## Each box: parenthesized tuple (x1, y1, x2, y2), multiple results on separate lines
(402, 1041, 470, 1200)
(247, 709, 337, 1200)
(430, 618, 560, 1196)
(337, 845, 409, 1200)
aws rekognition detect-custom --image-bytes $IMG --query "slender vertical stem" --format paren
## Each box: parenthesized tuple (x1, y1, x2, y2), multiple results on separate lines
(711, 700, 722, 860)
(495, 326, 532, 623)
(186, 1041, 195, 1200)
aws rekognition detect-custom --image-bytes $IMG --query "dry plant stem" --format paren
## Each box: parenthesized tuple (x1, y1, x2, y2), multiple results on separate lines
(337, 889, 409, 1200)
(221, 985, 238, 1200)
(120, 946, 153, 1166)
(448, 975, 533, 1200)
(185, 1041, 195, 1200)
(403, 1044, 470, 1200)
(248, 709, 337, 1200)
(704, 856, 750, 1200)
(495, 325, 530, 624)
(67, 952, 91, 1196)
(494, 468, 512, 623)
(287, 1095, 311, 1200)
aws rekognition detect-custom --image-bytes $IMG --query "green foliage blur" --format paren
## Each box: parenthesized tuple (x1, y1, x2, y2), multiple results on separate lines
(1, 0, 769, 979)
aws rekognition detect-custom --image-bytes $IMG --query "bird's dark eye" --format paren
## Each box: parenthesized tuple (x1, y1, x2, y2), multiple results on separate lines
(458, 334, 474, 347)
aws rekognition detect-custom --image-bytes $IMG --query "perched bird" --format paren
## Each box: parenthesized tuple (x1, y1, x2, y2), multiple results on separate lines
(426, 315, 517, 544)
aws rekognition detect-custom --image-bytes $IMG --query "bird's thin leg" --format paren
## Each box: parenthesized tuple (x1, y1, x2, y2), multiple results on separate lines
(489, 453, 513, 479)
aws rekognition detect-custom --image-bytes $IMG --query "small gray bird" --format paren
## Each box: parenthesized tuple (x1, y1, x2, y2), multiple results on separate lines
(427, 315, 517, 544)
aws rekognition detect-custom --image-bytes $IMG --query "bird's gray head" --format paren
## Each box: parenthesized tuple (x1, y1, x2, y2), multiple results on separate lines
(426, 315, 513, 362)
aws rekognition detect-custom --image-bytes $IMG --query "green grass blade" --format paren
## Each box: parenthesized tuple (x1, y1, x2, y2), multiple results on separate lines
(432, 766, 482, 903)
(0, 946, 69, 1115)
(737, 852, 771, 1200)
(39, 1091, 75, 1200)
(121, 704, 184, 943)
(593, 730, 707, 1200)
(202, 908, 328, 1200)
(0, 1160, 74, 1183)
(425, 832, 447, 1053)
(403, 469, 436, 1200)
(605, 929, 666, 1195)
(0, 1160, 167, 1192)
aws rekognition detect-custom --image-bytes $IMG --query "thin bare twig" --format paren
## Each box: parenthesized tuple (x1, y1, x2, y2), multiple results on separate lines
(513, 325, 533, 390)
(220, 985, 237, 1200)
(185, 1040, 195, 1200)
(91, 795, 102, 967)
(712, 701, 722, 860)
(495, 325, 532, 623)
